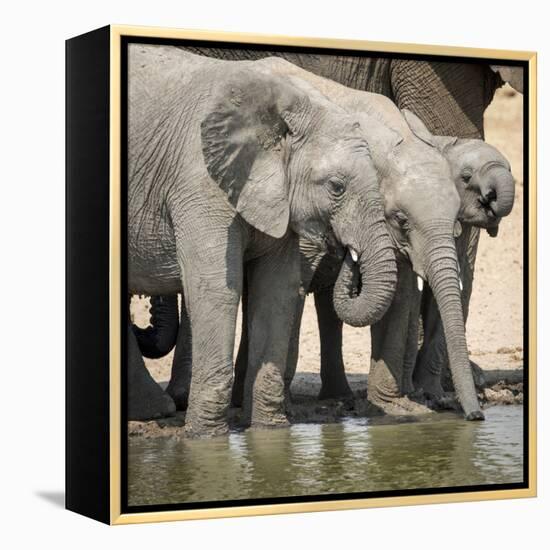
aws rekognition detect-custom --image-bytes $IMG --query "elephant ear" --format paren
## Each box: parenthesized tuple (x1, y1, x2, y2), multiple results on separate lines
(402, 109, 458, 151)
(201, 70, 305, 238)
(401, 108, 436, 146)
(356, 113, 403, 160)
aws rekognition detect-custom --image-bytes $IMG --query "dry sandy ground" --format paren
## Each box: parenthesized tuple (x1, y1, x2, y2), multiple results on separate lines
(130, 85, 524, 407)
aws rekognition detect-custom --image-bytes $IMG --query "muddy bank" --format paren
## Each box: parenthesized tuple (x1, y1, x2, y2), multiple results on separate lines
(128, 368, 523, 439)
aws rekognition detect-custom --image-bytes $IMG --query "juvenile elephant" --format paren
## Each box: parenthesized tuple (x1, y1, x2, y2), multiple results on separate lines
(142, 63, 487, 420)
(127, 46, 398, 435)
(261, 67, 488, 419)
(401, 111, 515, 398)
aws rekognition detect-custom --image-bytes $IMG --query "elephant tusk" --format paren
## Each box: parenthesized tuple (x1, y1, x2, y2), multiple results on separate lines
(349, 248, 359, 262)
(417, 276, 423, 292)
(459, 277, 463, 291)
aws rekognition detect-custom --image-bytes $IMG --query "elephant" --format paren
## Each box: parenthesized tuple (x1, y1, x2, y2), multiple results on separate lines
(127, 45, 398, 436)
(401, 112, 515, 399)
(138, 61, 488, 420)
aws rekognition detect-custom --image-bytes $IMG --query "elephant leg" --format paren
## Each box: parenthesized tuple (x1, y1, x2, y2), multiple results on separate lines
(368, 261, 431, 416)
(127, 321, 176, 421)
(315, 287, 353, 401)
(242, 239, 301, 429)
(282, 292, 306, 403)
(389, 59, 495, 139)
(231, 281, 248, 408)
(133, 295, 179, 359)
(182, 263, 242, 438)
(166, 296, 193, 410)
(413, 284, 446, 398)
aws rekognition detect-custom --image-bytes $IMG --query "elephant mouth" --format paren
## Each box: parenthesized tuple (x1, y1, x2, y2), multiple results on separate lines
(386, 224, 410, 261)
(462, 201, 501, 230)
(323, 231, 346, 260)
(459, 203, 501, 237)
(479, 197, 499, 219)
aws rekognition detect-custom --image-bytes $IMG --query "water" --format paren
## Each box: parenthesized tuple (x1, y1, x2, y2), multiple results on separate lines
(127, 405, 523, 506)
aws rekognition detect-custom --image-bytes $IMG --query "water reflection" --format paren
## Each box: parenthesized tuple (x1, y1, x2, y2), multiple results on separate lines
(128, 406, 523, 507)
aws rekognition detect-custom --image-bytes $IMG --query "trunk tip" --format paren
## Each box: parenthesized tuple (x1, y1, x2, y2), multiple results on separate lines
(465, 410, 485, 421)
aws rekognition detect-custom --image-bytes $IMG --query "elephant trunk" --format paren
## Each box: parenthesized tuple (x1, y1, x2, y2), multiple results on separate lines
(332, 196, 397, 327)
(479, 165, 515, 218)
(422, 229, 484, 420)
(133, 295, 179, 359)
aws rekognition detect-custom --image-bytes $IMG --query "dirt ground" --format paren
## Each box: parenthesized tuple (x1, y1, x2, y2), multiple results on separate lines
(130, 85, 524, 423)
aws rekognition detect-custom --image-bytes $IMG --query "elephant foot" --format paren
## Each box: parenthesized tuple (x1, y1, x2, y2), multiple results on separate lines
(318, 382, 354, 402)
(128, 387, 176, 421)
(367, 359, 430, 416)
(183, 422, 229, 439)
(318, 358, 353, 402)
(250, 401, 289, 429)
(166, 382, 189, 411)
(413, 370, 445, 401)
(243, 364, 289, 428)
(428, 392, 460, 411)
(183, 395, 231, 438)
(465, 410, 485, 421)
(249, 414, 290, 431)
(128, 370, 176, 421)
(318, 386, 355, 413)
(127, 324, 177, 421)
(367, 394, 433, 417)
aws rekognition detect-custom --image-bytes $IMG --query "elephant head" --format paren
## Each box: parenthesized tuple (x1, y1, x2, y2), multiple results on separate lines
(402, 109, 515, 237)
(201, 67, 397, 327)
(355, 110, 483, 420)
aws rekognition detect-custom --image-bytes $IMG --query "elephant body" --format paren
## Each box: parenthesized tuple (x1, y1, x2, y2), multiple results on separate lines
(127, 46, 398, 435)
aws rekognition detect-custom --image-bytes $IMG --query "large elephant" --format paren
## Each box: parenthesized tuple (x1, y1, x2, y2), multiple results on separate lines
(179, 47, 517, 138)
(127, 46, 398, 435)
(141, 63, 487, 420)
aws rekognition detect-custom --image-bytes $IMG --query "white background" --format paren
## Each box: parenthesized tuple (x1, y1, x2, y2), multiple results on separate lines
(1, 0, 547, 547)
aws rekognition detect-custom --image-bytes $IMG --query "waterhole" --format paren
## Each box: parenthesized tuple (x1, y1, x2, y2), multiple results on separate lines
(128, 405, 523, 506)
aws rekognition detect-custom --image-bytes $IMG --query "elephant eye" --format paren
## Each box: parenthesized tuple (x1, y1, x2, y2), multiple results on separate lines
(461, 170, 472, 184)
(394, 211, 409, 230)
(328, 177, 346, 196)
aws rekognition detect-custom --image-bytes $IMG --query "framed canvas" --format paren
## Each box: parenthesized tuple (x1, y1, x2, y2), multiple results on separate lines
(66, 25, 537, 525)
